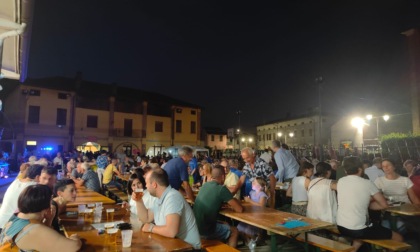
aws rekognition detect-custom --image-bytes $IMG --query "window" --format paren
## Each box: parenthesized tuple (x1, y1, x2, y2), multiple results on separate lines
(219, 135, 223, 141)
(190, 121, 196, 134)
(58, 93, 68, 99)
(155, 121, 163, 132)
(28, 106, 40, 124)
(301, 122, 304, 125)
(191, 110, 196, 115)
(87, 115, 98, 128)
(29, 89, 40, 96)
(267, 134, 271, 140)
(176, 120, 182, 133)
(294, 123, 297, 126)
(258, 135, 261, 141)
(301, 129, 305, 137)
(211, 135, 215, 141)
(309, 129, 313, 137)
(124, 119, 133, 137)
(273, 133, 275, 140)
(56, 108, 67, 126)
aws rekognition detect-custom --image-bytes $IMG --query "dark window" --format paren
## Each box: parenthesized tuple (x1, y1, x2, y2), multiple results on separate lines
(176, 108, 182, 113)
(155, 121, 163, 132)
(258, 135, 261, 141)
(301, 129, 305, 137)
(301, 122, 304, 125)
(87, 115, 98, 128)
(58, 93, 68, 99)
(56, 108, 67, 126)
(190, 121, 196, 134)
(28, 106, 40, 124)
(211, 135, 214, 141)
(219, 135, 223, 141)
(309, 129, 313, 137)
(124, 119, 133, 137)
(273, 133, 275, 139)
(191, 110, 196, 115)
(29, 89, 40, 96)
(176, 120, 182, 133)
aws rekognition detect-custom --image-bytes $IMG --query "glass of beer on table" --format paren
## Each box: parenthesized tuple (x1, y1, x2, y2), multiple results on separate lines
(106, 208, 115, 222)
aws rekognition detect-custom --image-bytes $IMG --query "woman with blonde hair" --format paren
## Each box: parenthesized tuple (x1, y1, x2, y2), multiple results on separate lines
(201, 163, 212, 185)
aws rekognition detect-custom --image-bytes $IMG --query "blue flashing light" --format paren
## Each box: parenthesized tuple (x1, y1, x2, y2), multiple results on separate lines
(41, 147, 53, 151)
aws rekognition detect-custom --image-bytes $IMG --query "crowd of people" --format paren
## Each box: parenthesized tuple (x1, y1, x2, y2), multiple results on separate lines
(0, 142, 419, 251)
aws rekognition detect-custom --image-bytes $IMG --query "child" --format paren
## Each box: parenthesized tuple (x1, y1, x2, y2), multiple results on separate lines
(237, 177, 268, 246)
(286, 161, 314, 216)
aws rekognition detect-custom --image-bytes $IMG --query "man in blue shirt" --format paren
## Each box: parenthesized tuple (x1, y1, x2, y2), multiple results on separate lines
(163, 146, 195, 202)
(272, 140, 299, 183)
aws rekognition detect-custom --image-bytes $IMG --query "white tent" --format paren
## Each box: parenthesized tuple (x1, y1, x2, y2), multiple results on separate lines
(0, 0, 34, 81)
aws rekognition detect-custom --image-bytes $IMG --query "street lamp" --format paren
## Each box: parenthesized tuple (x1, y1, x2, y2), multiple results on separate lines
(241, 137, 252, 147)
(277, 132, 294, 144)
(365, 114, 390, 139)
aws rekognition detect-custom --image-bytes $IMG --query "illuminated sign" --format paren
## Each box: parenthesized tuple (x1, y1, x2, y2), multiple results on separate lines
(26, 141, 37, 146)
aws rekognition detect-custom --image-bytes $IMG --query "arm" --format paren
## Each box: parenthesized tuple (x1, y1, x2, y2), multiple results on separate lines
(269, 174, 276, 208)
(142, 213, 180, 238)
(20, 225, 82, 252)
(330, 180, 337, 191)
(408, 187, 420, 205)
(244, 194, 267, 207)
(134, 192, 154, 223)
(113, 167, 121, 176)
(182, 181, 195, 201)
(230, 175, 245, 195)
(274, 152, 285, 182)
(72, 178, 85, 187)
(227, 198, 244, 212)
(369, 192, 389, 210)
(286, 181, 293, 197)
(304, 177, 311, 191)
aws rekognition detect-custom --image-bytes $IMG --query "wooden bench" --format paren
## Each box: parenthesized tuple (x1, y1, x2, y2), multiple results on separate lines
(294, 233, 353, 252)
(201, 239, 239, 252)
(104, 186, 128, 202)
(325, 226, 412, 251)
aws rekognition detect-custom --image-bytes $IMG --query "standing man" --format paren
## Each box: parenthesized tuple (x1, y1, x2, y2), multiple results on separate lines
(163, 146, 195, 202)
(337, 157, 402, 251)
(53, 152, 64, 172)
(134, 168, 201, 249)
(96, 150, 108, 187)
(230, 147, 276, 208)
(271, 140, 299, 183)
(364, 157, 385, 182)
(193, 165, 243, 247)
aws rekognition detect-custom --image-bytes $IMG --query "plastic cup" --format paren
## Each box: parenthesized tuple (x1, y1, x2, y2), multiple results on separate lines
(104, 223, 114, 230)
(78, 204, 86, 216)
(121, 230, 133, 248)
(95, 202, 103, 208)
(134, 189, 144, 199)
(94, 209, 102, 223)
(87, 203, 96, 209)
(106, 208, 115, 222)
(107, 228, 119, 245)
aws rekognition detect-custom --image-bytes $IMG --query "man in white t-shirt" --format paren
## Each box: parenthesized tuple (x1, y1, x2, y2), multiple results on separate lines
(337, 157, 403, 251)
(364, 157, 385, 182)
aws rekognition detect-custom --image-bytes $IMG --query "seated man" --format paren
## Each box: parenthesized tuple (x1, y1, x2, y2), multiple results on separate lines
(337, 157, 403, 252)
(73, 162, 101, 192)
(193, 165, 243, 248)
(134, 168, 201, 249)
(102, 158, 122, 190)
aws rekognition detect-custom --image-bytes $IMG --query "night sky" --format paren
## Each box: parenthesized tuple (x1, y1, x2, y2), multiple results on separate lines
(27, 1, 420, 133)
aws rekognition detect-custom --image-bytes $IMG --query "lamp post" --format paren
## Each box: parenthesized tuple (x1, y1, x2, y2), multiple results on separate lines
(366, 114, 390, 139)
(277, 132, 294, 145)
(241, 137, 253, 147)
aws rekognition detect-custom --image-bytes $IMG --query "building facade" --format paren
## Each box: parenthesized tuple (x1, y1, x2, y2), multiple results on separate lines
(0, 76, 202, 157)
(256, 113, 334, 150)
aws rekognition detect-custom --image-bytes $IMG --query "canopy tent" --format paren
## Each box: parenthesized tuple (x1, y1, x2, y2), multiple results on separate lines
(0, 0, 34, 81)
(80, 142, 101, 153)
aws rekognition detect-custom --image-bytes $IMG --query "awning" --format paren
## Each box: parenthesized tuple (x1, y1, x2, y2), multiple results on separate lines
(0, 0, 34, 82)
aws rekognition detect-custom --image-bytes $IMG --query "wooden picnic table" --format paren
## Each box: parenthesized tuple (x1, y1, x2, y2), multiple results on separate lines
(67, 188, 115, 207)
(386, 203, 420, 231)
(60, 205, 193, 251)
(219, 203, 333, 252)
(116, 174, 131, 182)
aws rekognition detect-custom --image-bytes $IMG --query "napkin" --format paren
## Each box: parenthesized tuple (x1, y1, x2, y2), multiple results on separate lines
(276, 220, 310, 229)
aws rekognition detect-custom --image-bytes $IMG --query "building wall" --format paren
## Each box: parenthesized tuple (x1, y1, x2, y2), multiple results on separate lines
(256, 115, 333, 149)
(173, 106, 200, 146)
(206, 134, 227, 150)
(3, 83, 203, 157)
